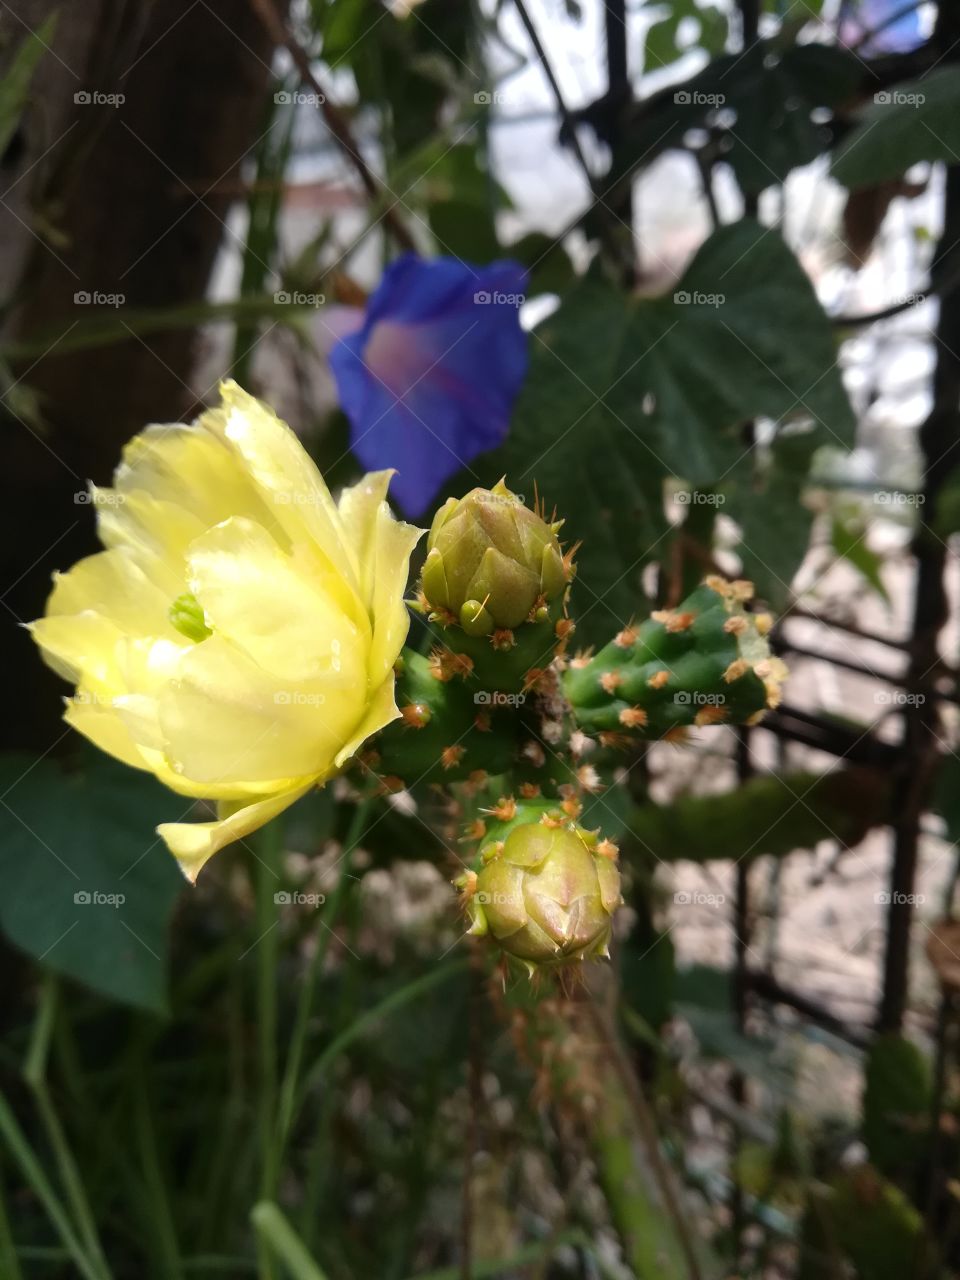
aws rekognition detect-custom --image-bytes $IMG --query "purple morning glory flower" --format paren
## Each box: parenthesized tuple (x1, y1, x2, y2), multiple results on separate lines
(328, 254, 529, 518)
(839, 0, 926, 55)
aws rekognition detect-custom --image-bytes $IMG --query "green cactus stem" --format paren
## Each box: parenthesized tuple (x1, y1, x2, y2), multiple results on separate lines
(371, 649, 518, 788)
(563, 577, 787, 742)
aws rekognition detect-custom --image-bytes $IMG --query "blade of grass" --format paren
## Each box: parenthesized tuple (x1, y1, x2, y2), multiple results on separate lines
(232, 89, 297, 385)
(251, 1202, 329, 1280)
(296, 958, 469, 1106)
(0, 1160, 22, 1280)
(254, 816, 285, 1280)
(132, 1065, 183, 1280)
(0, 1090, 102, 1280)
(267, 799, 370, 1195)
(23, 976, 112, 1280)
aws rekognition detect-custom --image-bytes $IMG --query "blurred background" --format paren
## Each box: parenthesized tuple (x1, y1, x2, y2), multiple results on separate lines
(2, 0, 960, 1277)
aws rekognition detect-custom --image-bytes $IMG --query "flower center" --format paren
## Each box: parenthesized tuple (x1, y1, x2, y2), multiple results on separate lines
(169, 592, 212, 643)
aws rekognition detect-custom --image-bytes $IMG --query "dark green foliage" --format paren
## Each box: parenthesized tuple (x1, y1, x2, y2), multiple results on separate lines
(0, 754, 184, 1011)
(493, 222, 854, 639)
(833, 66, 960, 188)
(862, 1034, 933, 1186)
(628, 767, 888, 864)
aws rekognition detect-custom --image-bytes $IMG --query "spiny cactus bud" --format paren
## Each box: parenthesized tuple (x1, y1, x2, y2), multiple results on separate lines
(458, 806, 621, 969)
(418, 481, 573, 694)
(421, 479, 567, 635)
(563, 577, 787, 741)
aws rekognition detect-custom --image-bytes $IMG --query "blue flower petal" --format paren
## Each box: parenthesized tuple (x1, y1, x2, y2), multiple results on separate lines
(329, 255, 529, 517)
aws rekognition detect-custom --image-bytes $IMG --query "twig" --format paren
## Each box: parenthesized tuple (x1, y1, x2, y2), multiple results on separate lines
(878, 7, 960, 1030)
(744, 970, 871, 1049)
(512, 0, 594, 188)
(248, 0, 418, 253)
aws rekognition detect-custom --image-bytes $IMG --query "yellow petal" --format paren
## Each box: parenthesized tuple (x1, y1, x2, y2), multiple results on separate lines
(203, 381, 360, 593)
(158, 780, 315, 882)
(95, 489, 206, 596)
(368, 500, 423, 686)
(157, 635, 360, 784)
(185, 516, 365, 684)
(333, 673, 401, 769)
(112, 422, 272, 534)
(64, 694, 150, 772)
(337, 470, 395, 606)
(45, 548, 171, 636)
(29, 613, 124, 693)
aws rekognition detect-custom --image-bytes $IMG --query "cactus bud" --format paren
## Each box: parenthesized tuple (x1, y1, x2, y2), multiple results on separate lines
(422, 479, 566, 633)
(419, 481, 572, 692)
(460, 810, 621, 968)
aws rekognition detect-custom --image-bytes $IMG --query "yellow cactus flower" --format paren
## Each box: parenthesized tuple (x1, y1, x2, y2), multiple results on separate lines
(29, 382, 423, 881)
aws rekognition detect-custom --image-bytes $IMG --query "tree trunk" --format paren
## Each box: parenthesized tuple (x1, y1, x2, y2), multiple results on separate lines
(0, 0, 277, 749)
